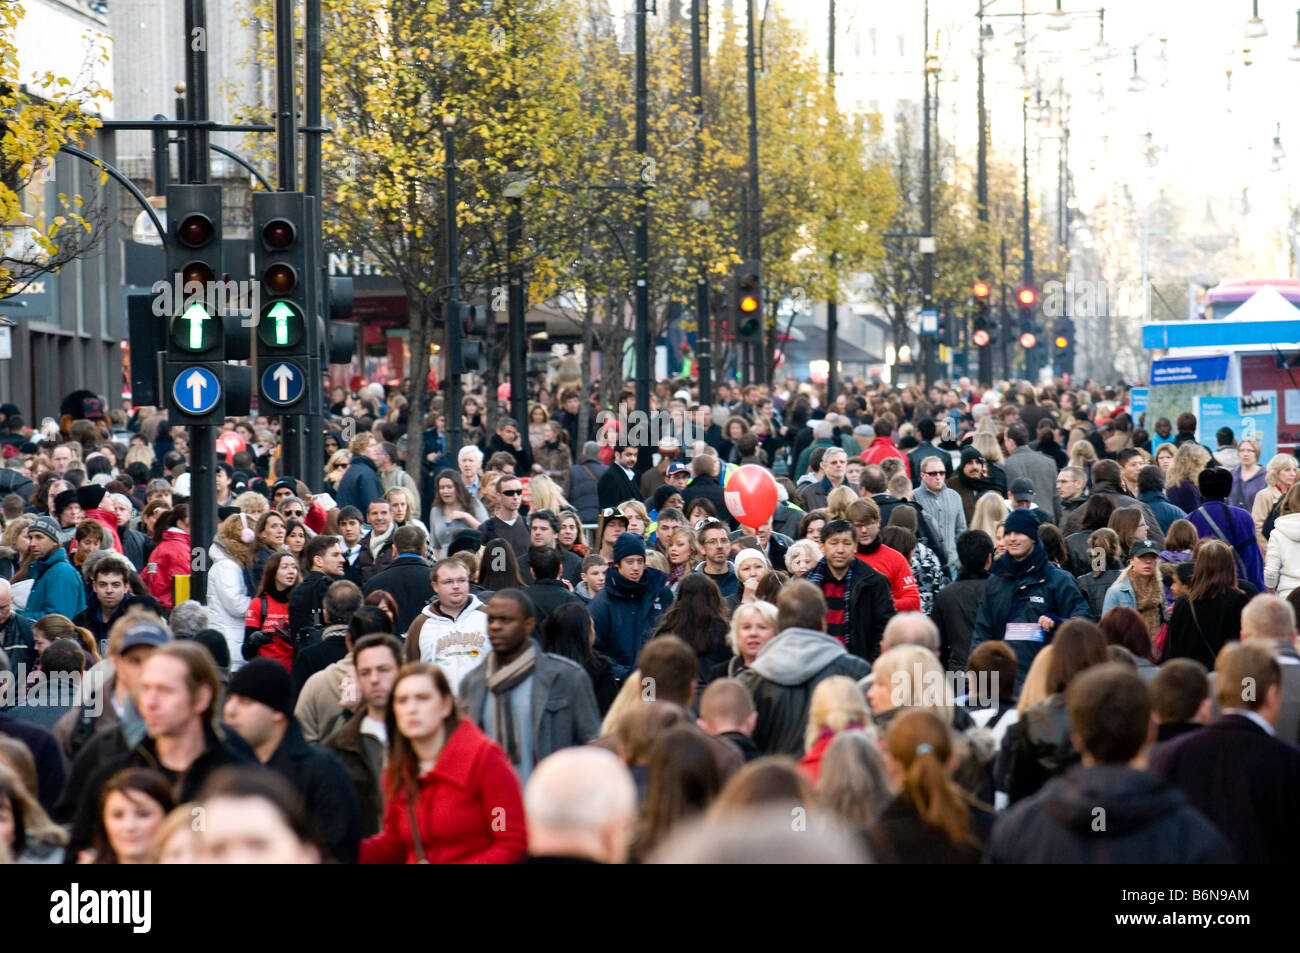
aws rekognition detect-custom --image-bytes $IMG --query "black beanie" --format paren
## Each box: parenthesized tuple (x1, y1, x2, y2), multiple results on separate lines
(227, 658, 293, 715)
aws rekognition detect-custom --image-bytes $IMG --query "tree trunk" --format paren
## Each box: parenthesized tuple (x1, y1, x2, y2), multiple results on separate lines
(578, 295, 595, 446)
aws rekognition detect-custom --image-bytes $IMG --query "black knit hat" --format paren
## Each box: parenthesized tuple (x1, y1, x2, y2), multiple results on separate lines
(227, 658, 293, 715)
(448, 529, 482, 556)
(53, 489, 79, 516)
(77, 483, 106, 512)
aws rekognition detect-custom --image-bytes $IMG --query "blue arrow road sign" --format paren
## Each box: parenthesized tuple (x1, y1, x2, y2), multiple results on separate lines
(171, 366, 221, 416)
(261, 361, 305, 407)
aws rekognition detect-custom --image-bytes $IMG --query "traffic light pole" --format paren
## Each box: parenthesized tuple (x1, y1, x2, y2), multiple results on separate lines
(303, 0, 326, 492)
(507, 197, 527, 428)
(183, 0, 215, 603)
(692, 0, 712, 407)
(825, 0, 839, 405)
(444, 120, 464, 463)
(745, 0, 762, 387)
(921, 0, 937, 391)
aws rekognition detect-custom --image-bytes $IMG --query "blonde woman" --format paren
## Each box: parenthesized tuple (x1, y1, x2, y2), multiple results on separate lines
(1253, 452, 1300, 550)
(825, 484, 859, 520)
(1229, 437, 1266, 512)
(969, 490, 1007, 545)
(528, 472, 573, 517)
(619, 500, 650, 539)
(324, 449, 352, 493)
(233, 491, 269, 518)
(972, 431, 1007, 496)
(800, 675, 869, 782)
(1067, 439, 1097, 483)
(207, 513, 256, 671)
(709, 599, 778, 682)
(1165, 442, 1211, 513)
(865, 644, 954, 731)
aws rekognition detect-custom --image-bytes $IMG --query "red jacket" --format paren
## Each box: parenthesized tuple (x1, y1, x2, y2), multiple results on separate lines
(245, 592, 293, 671)
(360, 718, 527, 864)
(799, 726, 863, 784)
(85, 507, 124, 555)
(856, 540, 921, 612)
(144, 527, 191, 610)
(861, 436, 911, 479)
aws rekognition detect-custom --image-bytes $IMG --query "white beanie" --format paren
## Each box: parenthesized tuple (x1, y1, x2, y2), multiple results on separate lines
(733, 548, 769, 575)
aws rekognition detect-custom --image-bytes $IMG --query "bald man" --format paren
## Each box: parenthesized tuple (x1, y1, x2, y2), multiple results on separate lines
(523, 747, 637, 864)
(0, 579, 34, 668)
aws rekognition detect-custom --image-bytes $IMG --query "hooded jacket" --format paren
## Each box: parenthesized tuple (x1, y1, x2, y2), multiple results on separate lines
(736, 627, 872, 757)
(970, 541, 1092, 690)
(143, 526, 190, 610)
(19, 546, 85, 621)
(404, 594, 489, 698)
(861, 435, 911, 478)
(986, 764, 1234, 863)
(207, 541, 253, 673)
(590, 565, 674, 679)
(1265, 512, 1300, 598)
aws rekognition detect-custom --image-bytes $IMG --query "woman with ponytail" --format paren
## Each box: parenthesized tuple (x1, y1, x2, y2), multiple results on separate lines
(143, 504, 190, 611)
(868, 709, 988, 864)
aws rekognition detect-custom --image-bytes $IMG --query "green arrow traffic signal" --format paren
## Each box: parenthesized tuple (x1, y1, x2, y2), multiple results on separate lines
(257, 299, 304, 349)
(268, 300, 293, 345)
(183, 302, 208, 350)
(171, 301, 217, 353)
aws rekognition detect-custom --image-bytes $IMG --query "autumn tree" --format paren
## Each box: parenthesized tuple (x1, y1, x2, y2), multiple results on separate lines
(0, 3, 112, 298)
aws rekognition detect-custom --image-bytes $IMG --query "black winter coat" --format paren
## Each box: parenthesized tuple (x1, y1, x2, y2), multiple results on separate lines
(931, 575, 987, 670)
(995, 694, 1078, 804)
(987, 764, 1234, 863)
(266, 719, 361, 863)
(1164, 589, 1250, 670)
(868, 794, 985, 864)
(682, 474, 735, 530)
(363, 554, 433, 634)
(324, 708, 385, 838)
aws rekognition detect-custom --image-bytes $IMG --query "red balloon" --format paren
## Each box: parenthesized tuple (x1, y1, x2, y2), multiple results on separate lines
(215, 431, 247, 466)
(724, 464, 778, 529)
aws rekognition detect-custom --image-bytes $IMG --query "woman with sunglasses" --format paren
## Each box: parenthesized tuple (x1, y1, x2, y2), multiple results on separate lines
(323, 450, 352, 493)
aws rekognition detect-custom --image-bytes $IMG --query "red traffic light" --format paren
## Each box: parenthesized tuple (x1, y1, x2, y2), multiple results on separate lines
(262, 218, 296, 251)
(972, 281, 990, 299)
(1018, 288, 1037, 307)
(1019, 331, 1038, 349)
(263, 263, 297, 296)
(1054, 335, 1069, 349)
(972, 328, 991, 347)
(176, 213, 215, 249)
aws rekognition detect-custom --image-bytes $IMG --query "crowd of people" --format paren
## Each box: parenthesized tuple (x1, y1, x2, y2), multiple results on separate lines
(0, 372, 1297, 864)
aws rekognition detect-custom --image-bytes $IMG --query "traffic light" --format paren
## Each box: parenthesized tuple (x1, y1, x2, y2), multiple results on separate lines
(734, 260, 762, 343)
(1053, 318, 1076, 374)
(164, 184, 227, 425)
(972, 280, 991, 348)
(447, 300, 487, 375)
(1017, 287, 1038, 349)
(253, 192, 314, 413)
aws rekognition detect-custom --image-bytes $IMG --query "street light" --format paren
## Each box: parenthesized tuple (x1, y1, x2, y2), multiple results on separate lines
(1245, 0, 1267, 38)
(1127, 46, 1147, 92)
(1273, 123, 1287, 162)
(1045, 0, 1072, 31)
(1290, 9, 1300, 60)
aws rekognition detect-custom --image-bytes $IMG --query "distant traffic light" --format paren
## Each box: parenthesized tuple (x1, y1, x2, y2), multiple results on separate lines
(1019, 330, 1038, 349)
(734, 260, 762, 343)
(1017, 287, 1037, 308)
(253, 192, 314, 413)
(972, 280, 990, 299)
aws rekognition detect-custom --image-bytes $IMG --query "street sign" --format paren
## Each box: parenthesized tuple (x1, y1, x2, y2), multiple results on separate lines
(260, 360, 306, 407)
(920, 309, 939, 334)
(171, 366, 221, 416)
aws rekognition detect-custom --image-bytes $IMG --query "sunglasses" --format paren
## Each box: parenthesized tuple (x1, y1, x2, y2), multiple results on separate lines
(923, 470, 945, 476)
(284, 509, 305, 517)
(501, 489, 523, 497)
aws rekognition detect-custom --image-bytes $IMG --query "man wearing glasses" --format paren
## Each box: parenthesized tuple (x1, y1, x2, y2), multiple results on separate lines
(914, 458, 967, 575)
(481, 475, 530, 559)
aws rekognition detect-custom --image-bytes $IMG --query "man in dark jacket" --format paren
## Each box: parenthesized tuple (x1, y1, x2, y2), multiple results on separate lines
(0, 578, 34, 668)
(802, 519, 895, 663)
(362, 525, 432, 633)
(591, 533, 674, 680)
(480, 474, 531, 559)
(738, 579, 872, 756)
(1136, 465, 1187, 535)
(324, 633, 401, 837)
(680, 452, 734, 529)
(987, 664, 1233, 863)
(1150, 641, 1300, 864)
(335, 434, 386, 513)
(1002, 424, 1063, 525)
(289, 535, 345, 642)
(906, 418, 952, 488)
(567, 441, 608, 524)
(597, 444, 641, 511)
(516, 509, 582, 586)
(933, 530, 993, 670)
(0, 712, 65, 814)
(485, 416, 535, 474)
(970, 509, 1092, 690)
(355, 498, 398, 586)
(460, 590, 602, 785)
(67, 642, 255, 857)
(73, 554, 162, 651)
(1063, 459, 1165, 548)
(522, 546, 584, 625)
(223, 658, 362, 863)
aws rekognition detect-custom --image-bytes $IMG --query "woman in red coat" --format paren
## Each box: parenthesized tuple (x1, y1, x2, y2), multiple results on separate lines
(143, 505, 191, 611)
(360, 662, 527, 864)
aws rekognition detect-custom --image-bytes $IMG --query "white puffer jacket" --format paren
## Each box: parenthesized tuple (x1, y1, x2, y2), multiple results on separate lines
(206, 541, 253, 672)
(1264, 512, 1300, 599)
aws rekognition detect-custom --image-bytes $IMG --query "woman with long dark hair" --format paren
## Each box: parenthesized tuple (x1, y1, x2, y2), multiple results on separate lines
(652, 573, 731, 682)
(360, 663, 526, 863)
(477, 538, 524, 594)
(1064, 493, 1117, 575)
(541, 602, 618, 715)
(242, 551, 299, 671)
(1164, 540, 1250, 669)
(428, 469, 487, 559)
(630, 725, 722, 862)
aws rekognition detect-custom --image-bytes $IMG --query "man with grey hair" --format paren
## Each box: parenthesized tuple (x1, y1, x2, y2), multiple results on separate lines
(523, 746, 638, 864)
(169, 600, 210, 640)
(798, 446, 847, 511)
(914, 453, 966, 574)
(457, 444, 484, 496)
(566, 440, 608, 524)
(107, 492, 150, 572)
(1239, 594, 1300, 744)
(794, 419, 839, 482)
(880, 612, 941, 655)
